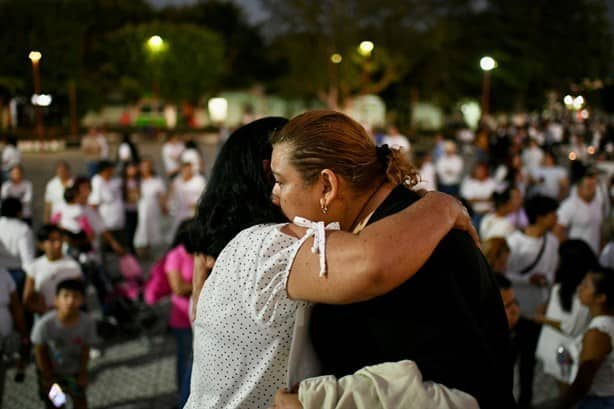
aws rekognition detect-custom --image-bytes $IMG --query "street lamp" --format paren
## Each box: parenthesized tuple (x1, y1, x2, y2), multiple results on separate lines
(146, 35, 166, 98)
(28, 50, 44, 139)
(479, 56, 497, 116)
(330, 53, 342, 64)
(358, 41, 374, 57)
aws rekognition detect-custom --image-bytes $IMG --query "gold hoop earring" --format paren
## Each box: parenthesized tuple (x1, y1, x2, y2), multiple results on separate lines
(320, 198, 328, 214)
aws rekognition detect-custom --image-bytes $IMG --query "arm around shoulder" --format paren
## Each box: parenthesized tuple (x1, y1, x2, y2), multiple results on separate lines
(287, 192, 462, 304)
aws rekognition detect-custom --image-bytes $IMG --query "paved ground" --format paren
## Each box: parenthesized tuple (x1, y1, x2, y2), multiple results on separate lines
(2, 135, 560, 408)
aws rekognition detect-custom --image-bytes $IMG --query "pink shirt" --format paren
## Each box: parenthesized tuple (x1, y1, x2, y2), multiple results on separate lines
(165, 245, 194, 328)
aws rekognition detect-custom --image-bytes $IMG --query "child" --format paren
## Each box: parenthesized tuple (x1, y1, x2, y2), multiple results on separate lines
(31, 279, 96, 409)
(555, 268, 614, 408)
(23, 225, 83, 316)
(0, 164, 33, 224)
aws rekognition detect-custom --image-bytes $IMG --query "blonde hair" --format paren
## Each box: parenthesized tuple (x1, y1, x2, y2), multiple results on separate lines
(271, 110, 419, 192)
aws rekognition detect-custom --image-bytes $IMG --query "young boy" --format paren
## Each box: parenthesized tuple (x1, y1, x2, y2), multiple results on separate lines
(31, 279, 96, 409)
(23, 225, 83, 316)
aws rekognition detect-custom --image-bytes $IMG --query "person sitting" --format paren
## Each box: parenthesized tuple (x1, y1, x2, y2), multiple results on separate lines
(31, 279, 96, 409)
(0, 198, 35, 296)
(0, 164, 33, 225)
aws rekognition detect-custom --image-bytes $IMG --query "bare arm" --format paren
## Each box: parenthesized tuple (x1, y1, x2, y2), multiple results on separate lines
(287, 192, 471, 304)
(34, 344, 54, 383)
(191, 254, 214, 322)
(43, 202, 52, 223)
(557, 329, 612, 408)
(9, 291, 27, 338)
(168, 269, 192, 296)
(553, 224, 568, 244)
(23, 277, 46, 314)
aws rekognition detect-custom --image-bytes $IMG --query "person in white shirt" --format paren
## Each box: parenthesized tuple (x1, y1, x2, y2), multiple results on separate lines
(43, 161, 73, 223)
(1, 165, 33, 224)
(181, 140, 203, 175)
(555, 169, 604, 255)
(480, 188, 517, 241)
(381, 125, 410, 155)
(554, 268, 614, 408)
(535, 240, 599, 385)
(89, 161, 126, 241)
(530, 150, 569, 201)
(506, 195, 560, 318)
(461, 162, 498, 228)
(435, 141, 464, 196)
(169, 161, 206, 239)
(162, 134, 185, 179)
(0, 198, 35, 296)
(22, 225, 82, 315)
(81, 128, 107, 178)
(1, 136, 21, 177)
(414, 151, 437, 192)
(521, 139, 544, 174)
(134, 159, 166, 256)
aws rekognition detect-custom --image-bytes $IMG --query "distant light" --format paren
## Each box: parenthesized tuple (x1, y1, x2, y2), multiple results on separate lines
(563, 95, 573, 106)
(147, 35, 164, 52)
(573, 95, 585, 110)
(208, 97, 228, 123)
(568, 151, 577, 161)
(330, 53, 343, 64)
(31, 94, 52, 107)
(587, 145, 596, 155)
(28, 51, 42, 63)
(358, 41, 374, 57)
(480, 56, 496, 71)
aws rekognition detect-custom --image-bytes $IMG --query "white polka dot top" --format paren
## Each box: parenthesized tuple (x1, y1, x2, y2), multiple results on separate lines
(186, 224, 311, 409)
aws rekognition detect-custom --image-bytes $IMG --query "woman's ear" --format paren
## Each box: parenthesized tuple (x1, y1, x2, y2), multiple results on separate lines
(320, 169, 339, 206)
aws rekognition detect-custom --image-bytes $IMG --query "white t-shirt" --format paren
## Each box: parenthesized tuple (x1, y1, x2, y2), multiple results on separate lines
(187, 224, 311, 409)
(530, 166, 567, 199)
(162, 142, 185, 174)
(45, 177, 73, 217)
(181, 149, 202, 174)
(171, 174, 206, 221)
(416, 162, 437, 191)
(1, 180, 33, 217)
(96, 135, 109, 159)
(557, 195, 603, 255)
(0, 217, 35, 270)
(521, 146, 544, 172)
(506, 231, 559, 316)
(0, 270, 16, 337)
(479, 213, 516, 241)
(460, 177, 498, 214)
(25, 256, 82, 309)
(577, 316, 614, 396)
(600, 242, 614, 269)
(56, 203, 106, 236)
(2, 145, 21, 172)
(89, 175, 125, 230)
(435, 155, 464, 186)
(382, 135, 410, 152)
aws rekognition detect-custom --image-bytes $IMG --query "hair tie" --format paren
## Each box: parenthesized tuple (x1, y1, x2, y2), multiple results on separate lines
(376, 144, 391, 165)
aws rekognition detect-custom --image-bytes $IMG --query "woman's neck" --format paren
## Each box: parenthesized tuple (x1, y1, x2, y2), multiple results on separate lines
(348, 181, 395, 233)
(590, 305, 614, 318)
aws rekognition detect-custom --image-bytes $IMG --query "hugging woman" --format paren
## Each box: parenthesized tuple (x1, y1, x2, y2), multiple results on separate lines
(186, 112, 514, 409)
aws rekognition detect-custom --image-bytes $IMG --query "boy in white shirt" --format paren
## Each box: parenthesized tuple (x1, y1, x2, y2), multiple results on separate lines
(23, 225, 83, 316)
(1, 165, 33, 224)
(43, 161, 73, 223)
(480, 188, 517, 241)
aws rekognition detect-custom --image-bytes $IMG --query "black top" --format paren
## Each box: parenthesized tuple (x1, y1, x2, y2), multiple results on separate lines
(310, 186, 516, 408)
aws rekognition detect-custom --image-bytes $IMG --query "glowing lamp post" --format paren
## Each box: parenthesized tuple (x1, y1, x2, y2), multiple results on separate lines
(479, 56, 497, 116)
(146, 35, 166, 98)
(358, 41, 374, 57)
(28, 51, 44, 139)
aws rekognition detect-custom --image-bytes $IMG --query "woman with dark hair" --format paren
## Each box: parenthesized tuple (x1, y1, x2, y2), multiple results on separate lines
(187, 115, 499, 409)
(120, 162, 140, 253)
(536, 240, 600, 386)
(133, 158, 166, 257)
(181, 140, 203, 175)
(117, 133, 140, 165)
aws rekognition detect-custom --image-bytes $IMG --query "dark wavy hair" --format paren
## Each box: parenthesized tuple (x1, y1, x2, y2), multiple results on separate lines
(192, 117, 288, 257)
(555, 239, 600, 312)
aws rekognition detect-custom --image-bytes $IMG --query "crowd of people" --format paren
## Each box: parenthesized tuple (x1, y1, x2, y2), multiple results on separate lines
(1, 112, 614, 409)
